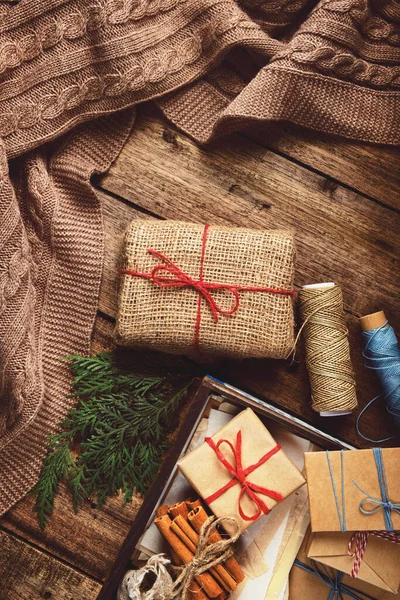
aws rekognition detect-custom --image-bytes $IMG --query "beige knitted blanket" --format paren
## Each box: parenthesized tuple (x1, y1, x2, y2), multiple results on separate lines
(0, 0, 399, 514)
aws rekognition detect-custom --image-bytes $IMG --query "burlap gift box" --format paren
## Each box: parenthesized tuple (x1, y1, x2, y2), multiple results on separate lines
(289, 529, 399, 600)
(308, 531, 400, 593)
(115, 220, 295, 358)
(177, 408, 306, 532)
(304, 448, 400, 533)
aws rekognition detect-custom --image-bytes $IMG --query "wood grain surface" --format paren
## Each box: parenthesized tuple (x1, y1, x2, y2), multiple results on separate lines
(0, 529, 101, 599)
(245, 121, 400, 210)
(1, 103, 399, 599)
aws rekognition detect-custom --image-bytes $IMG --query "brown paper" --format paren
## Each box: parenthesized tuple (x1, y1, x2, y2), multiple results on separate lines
(304, 449, 400, 532)
(289, 529, 399, 600)
(308, 531, 400, 593)
(178, 408, 306, 532)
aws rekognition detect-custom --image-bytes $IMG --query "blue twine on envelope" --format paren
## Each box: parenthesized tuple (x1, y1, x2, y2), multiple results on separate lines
(326, 448, 400, 532)
(352, 447, 400, 532)
(293, 559, 376, 600)
(326, 450, 346, 532)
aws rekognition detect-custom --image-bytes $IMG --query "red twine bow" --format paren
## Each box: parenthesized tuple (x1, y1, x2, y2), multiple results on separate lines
(119, 224, 296, 352)
(204, 431, 283, 521)
(348, 530, 400, 578)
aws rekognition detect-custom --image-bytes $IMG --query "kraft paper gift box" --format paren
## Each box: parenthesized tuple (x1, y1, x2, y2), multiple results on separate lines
(308, 531, 400, 593)
(289, 529, 399, 600)
(178, 408, 306, 532)
(304, 447, 400, 533)
(115, 220, 295, 359)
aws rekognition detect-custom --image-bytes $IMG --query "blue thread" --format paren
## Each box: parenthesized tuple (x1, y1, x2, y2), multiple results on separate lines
(357, 321, 400, 443)
(326, 450, 346, 532)
(352, 447, 400, 532)
(293, 559, 376, 600)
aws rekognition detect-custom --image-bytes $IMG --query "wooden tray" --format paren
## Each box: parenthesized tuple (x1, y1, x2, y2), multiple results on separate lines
(97, 375, 354, 600)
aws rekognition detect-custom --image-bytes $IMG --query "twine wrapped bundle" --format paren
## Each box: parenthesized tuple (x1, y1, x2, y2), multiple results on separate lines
(118, 516, 241, 600)
(116, 220, 295, 359)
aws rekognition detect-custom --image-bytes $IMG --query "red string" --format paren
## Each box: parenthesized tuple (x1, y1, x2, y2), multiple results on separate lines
(204, 431, 283, 521)
(119, 224, 296, 352)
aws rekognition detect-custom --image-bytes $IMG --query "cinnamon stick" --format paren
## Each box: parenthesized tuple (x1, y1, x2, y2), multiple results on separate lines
(186, 498, 202, 512)
(156, 505, 170, 518)
(171, 514, 198, 546)
(169, 501, 189, 520)
(155, 515, 222, 598)
(171, 515, 237, 592)
(188, 507, 244, 584)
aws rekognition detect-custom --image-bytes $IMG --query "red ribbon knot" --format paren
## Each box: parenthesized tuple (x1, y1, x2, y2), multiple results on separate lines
(136, 247, 241, 324)
(204, 431, 283, 521)
(119, 224, 296, 352)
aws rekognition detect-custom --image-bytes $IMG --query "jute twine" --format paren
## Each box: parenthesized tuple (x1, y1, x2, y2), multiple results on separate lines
(298, 284, 357, 413)
(117, 516, 241, 600)
(116, 220, 295, 359)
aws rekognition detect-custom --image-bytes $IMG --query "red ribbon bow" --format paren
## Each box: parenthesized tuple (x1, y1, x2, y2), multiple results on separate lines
(120, 224, 296, 352)
(204, 431, 283, 521)
(348, 530, 400, 578)
(128, 246, 242, 324)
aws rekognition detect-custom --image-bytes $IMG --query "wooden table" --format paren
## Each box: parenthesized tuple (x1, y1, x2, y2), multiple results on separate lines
(1, 103, 399, 599)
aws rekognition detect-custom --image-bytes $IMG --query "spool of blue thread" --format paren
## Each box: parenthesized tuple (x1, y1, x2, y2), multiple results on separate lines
(357, 311, 400, 442)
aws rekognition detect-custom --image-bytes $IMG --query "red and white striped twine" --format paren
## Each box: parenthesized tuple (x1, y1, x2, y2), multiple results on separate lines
(348, 531, 400, 578)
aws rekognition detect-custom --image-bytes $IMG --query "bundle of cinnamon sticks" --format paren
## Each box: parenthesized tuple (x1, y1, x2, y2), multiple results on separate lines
(155, 498, 245, 599)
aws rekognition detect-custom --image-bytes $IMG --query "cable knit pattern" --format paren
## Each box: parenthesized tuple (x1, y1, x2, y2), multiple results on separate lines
(289, 41, 400, 87)
(0, 144, 37, 435)
(0, 11, 251, 140)
(0, 237, 30, 316)
(0, 0, 399, 514)
(0, 0, 188, 76)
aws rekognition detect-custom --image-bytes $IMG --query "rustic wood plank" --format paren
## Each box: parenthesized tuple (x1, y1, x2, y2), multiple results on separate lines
(95, 110, 400, 448)
(244, 121, 400, 211)
(97, 109, 400, 322)
(98, 203, 395, 447)
(1, 471, 142, 583)
(0, 529, 101, 600)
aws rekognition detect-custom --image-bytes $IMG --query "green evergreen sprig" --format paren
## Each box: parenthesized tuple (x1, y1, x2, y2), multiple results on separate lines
(31, 352, 192, 530)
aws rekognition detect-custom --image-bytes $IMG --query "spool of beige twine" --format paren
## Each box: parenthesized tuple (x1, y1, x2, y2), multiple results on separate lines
(298, 283, 357, 416)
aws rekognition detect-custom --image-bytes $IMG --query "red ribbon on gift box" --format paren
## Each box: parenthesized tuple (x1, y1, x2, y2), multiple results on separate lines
(120, 224, 296, 352)
(204, 430, 283, 521)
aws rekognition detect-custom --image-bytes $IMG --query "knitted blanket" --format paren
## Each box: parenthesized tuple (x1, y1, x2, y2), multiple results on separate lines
(0, 0, 399, 514)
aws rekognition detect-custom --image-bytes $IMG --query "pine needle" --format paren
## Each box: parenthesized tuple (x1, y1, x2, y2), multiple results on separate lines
(31, 352, 192, 529)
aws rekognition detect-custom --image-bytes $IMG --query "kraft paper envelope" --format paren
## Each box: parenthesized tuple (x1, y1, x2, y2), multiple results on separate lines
(289, 529, 399, 600)
(178, 408, 306, 532)
(304, 448, 400, 532)
(308, 531, 400, 593)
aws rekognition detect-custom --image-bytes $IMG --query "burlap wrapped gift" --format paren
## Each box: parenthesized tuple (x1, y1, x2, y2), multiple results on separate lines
(115, 220, 295, 359)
